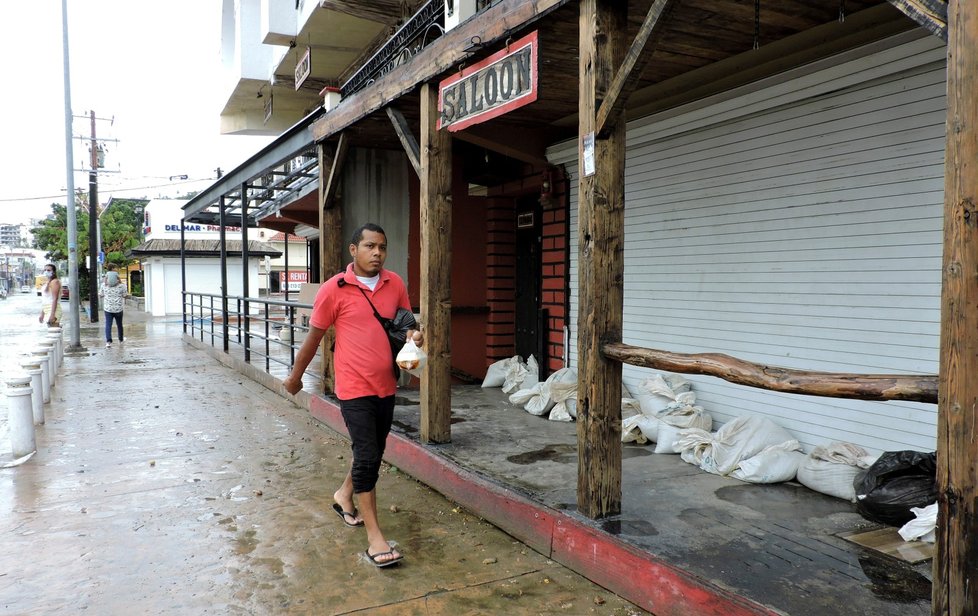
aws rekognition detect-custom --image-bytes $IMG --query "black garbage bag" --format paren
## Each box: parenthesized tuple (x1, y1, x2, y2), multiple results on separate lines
(853, 450, 937, 527)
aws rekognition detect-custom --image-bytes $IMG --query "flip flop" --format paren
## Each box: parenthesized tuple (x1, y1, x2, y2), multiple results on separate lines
(332, 503, 364, 527)
(365, 548, 403, 568)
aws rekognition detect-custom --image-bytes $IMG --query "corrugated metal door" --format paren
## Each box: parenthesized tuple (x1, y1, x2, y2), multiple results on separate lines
(550, 32, 946, 453)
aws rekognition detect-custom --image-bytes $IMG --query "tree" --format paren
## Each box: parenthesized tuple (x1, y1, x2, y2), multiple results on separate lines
(99, 198, 147, 267)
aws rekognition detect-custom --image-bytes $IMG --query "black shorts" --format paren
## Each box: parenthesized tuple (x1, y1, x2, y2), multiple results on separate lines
(339, 395, 396, 493)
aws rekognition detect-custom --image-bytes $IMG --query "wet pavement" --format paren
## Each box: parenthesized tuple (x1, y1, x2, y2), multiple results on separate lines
(0, 291, 648, 615)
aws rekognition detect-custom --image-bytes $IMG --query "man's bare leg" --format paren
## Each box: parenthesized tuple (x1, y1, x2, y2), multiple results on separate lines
(358, 489, 400, 564)
(334, 471, 361, 525)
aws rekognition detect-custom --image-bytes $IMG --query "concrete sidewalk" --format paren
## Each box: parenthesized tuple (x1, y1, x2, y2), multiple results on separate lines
(0, 301, 648, 615)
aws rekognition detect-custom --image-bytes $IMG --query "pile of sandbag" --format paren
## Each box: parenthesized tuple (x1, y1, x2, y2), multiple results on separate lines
(674, 414, 804, 484)
(482, 355, 539, 394)
(508, 367, 578, 421)
(621, 374, 711, 447)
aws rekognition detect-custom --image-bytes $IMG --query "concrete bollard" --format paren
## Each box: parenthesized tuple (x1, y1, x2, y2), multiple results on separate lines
(37, 341, 56, 388)
(46, 329, 63, 371)
(5, 374, 36, 457)
(19, 358, 44, 425)
(30, 348, 51, 404)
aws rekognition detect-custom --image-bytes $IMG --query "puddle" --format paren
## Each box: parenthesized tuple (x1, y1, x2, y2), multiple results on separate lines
(391, 420, 418, 434)
(715, 482, 852, 518)
(600, 518, 659, 537)
(859, 554, 931, 603)
(622, 445, 652, 460)
(506, 444, 576, 465)
(450, 416, 466, 424)
(394, 396, 419, 406)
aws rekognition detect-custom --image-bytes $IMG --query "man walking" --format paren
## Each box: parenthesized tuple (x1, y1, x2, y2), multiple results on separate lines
(283, 223, 422, 568)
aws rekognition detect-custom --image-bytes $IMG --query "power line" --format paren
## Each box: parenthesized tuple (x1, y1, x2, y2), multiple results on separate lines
(0, 178, 216, 202)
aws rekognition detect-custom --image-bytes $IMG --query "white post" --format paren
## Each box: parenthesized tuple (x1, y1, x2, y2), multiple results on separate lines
(37, 340, 56, 388)
(47, 331, 63, 371)
(5, 374, 36, 457)
(20, 358, 44, 425)
(31, 348, 51, 404)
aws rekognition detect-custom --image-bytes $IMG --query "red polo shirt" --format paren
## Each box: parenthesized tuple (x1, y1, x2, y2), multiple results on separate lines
(309, 264, 412, 400)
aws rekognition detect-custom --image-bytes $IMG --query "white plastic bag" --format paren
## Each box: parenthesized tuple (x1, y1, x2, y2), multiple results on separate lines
(395, 339, 427, 377)
(796, 442, 873, 502)
(898, 502, 938, 543)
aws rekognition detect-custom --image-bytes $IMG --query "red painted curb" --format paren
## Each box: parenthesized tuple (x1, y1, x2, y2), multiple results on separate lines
(307, 395, 778, 616)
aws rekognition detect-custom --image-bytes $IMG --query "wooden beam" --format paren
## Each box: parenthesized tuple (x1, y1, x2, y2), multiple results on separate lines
(577, 0, 626, 520)
(885, 0, 948, 40)
(595, 0, 679, 138)
(311, 0, 571, 142)
(419, 82, 453, 444)
(935, 1, 978, 613)
(322, 132, 349, 209)
(385, 106, 421, 177)
(452, 123, 552, 166)
(603, 342, 938, 403)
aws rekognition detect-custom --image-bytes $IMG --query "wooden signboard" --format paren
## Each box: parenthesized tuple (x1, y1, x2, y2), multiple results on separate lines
(295, 46, 311, 91)
(437, 31, 538, 132)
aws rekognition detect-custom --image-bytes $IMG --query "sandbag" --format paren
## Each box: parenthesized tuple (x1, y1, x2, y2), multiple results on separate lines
(482, 356, 519, 388)
(854, 450, 938, 527)
(633, 373, 692, 415)
(691, 415, 798, 476)
(796, 442, 873, 502)
(549, 372, 578, 422)
(508, 383, 542, 407)
(655, 423, 693, 454)
(622, 414, 662, 445)
(502, 356, 532, 394)
(730, 442, 806, 484)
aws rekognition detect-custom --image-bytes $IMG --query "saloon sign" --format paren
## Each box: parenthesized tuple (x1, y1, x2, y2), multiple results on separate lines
(438, 31, 538, 132)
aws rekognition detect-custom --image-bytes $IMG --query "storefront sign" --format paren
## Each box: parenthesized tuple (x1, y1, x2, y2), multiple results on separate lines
(438, 31, 538, 132)
(295, 46, 311, 91)
(280, 270, 308, 291)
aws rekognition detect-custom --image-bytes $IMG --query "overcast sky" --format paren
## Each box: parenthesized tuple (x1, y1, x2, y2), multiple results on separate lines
(0, 1, 274, 227)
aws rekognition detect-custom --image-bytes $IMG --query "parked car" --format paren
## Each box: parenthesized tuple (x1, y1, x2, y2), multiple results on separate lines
(20, 284, 30, 293)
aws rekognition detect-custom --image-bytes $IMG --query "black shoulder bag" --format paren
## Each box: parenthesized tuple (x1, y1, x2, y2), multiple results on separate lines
(338, 278, 417, 379)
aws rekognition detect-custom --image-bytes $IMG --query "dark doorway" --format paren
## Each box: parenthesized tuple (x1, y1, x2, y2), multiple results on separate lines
(515, 195, 544, 369)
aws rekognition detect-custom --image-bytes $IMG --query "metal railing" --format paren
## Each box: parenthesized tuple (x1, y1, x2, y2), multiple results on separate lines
(182, 291, 313, 377)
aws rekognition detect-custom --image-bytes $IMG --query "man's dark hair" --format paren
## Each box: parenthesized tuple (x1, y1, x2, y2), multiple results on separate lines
(351, 223, 386, 246)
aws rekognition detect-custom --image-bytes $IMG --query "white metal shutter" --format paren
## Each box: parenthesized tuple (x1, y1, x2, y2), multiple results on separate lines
(549, 32, 946, 454)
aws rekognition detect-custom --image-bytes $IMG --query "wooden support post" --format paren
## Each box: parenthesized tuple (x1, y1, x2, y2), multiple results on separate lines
(386, 106, 421, 177)
(577, 0, 626, 519)
(935, 1, 978, 613)
(419, 82, 453, 444)
(318, 140, 344, 393)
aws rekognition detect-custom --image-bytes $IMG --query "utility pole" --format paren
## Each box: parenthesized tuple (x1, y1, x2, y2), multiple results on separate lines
(61, 0, 81, 350)
(88, 110, 99, 323)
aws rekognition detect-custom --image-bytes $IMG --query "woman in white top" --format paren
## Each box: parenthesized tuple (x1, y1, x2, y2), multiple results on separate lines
(99, 264, 128, 348)
(38, 264, 62, 327)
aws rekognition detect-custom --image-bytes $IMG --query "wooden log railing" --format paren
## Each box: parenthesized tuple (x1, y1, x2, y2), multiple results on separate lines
(602, 342, 938, 404)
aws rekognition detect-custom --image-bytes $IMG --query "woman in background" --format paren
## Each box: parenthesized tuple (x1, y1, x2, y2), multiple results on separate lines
(99, 263, 128, 348)
(38, 263, 62, 327)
